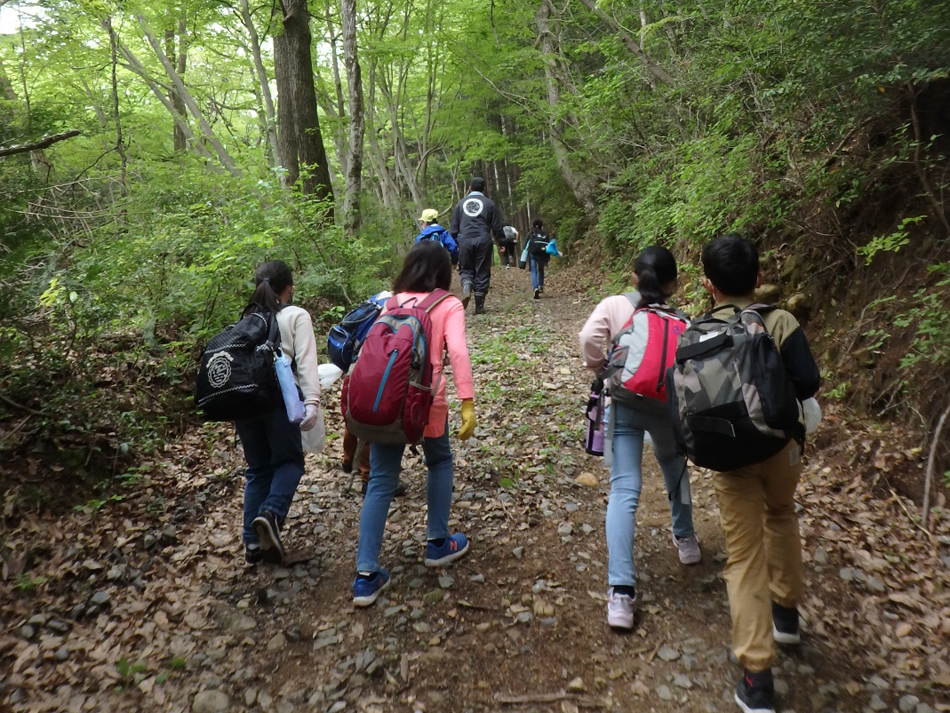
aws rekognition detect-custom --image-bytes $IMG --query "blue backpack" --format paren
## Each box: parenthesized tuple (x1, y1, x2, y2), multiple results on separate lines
(327, 292, 391, 372)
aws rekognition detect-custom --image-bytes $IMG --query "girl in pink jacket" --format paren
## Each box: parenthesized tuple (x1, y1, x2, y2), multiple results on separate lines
(353, 241, 476, 606)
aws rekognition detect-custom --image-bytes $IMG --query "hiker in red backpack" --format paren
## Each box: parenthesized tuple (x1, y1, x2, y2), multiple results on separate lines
(351, 241, 476, 607)
(578, 246, 701, 631)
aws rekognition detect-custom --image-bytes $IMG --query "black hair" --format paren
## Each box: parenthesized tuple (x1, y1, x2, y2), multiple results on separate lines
(532, 218, 543, 230)
(245, 259, 293, 315)
(634, 245, 678, 308)
(701, 233, 759, 297)
(470, 177, 486, 193)
(393, 241, 452, 293)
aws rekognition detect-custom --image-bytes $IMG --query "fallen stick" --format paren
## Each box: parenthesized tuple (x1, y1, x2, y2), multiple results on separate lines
(922, 402, 950, 531)
(890, 489, 931, 538)
(496, 691, 603, 707)
(457, 600, 496, 612)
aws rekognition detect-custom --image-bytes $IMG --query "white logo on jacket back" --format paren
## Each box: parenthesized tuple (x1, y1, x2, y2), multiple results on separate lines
(463, 198, 484, 217)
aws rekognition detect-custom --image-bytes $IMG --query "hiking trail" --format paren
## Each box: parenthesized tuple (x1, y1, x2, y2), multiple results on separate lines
(2, 268, 947, 713)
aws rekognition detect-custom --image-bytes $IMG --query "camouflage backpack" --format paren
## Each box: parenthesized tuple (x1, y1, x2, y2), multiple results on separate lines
(666, 304, 802, 471)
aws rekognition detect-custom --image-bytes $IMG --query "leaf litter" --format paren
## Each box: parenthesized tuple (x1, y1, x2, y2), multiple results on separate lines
(0, 267, 947, 712)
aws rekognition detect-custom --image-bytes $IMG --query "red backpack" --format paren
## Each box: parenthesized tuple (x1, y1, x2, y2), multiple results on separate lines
(602, 294, 689, 404)
(342, 290, 451, 445)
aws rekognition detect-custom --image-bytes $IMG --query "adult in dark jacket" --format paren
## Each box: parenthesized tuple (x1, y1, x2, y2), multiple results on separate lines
(449, 177, 505, 314)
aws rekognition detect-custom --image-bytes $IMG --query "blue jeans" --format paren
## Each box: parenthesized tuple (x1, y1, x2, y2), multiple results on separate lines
(235, 408, 305, 545)
(530, 256, 546, 290)
(607, 402, 695, 587)
(356, 424, 453, 573)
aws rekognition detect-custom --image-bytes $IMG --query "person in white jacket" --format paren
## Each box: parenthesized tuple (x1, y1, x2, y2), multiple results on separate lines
(237, 260, 322, 566)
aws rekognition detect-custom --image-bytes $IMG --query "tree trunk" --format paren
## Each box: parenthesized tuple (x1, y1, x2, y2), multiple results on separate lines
(273, 30, 300, 187)
(277, 0, 335, 210)
(240, 0, 281, 169)
(136, 15, 241, 176)
(115, 35, 217, 165)
(322, 1, 349, 178)
(164, 23, 187, 152)
(340, 0, 365, 235)
(537, 0, 598, 214)
(105, 17, 128, 193)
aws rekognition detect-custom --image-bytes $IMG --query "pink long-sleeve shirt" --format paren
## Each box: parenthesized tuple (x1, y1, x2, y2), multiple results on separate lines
(578, 293, 639, 371)
(386, 291, 474, 438)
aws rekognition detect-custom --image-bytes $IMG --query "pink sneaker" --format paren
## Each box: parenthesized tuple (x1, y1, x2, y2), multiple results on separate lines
(674, 534, 702, 565)
(607, 588, 637, 630)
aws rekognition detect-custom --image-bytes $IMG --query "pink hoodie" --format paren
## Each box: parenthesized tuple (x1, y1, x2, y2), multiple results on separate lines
(387, 292, 474, 438)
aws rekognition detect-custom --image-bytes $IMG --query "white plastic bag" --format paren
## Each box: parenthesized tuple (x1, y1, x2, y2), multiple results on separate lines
(801, 397, 822, 435)
(318, 363, 344, 389)
(301, 406, 326, 454)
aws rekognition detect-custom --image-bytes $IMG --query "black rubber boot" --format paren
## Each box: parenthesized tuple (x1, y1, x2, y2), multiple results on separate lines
(474, 295, 486, 315)
(461, 282, 473, 309)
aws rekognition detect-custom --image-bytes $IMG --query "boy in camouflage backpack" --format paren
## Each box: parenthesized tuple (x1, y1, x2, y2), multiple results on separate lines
(674, 234, 820, 713)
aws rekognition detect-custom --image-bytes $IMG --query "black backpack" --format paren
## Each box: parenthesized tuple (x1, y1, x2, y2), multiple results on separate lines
(528, 231, 550, 256)
(194, 309, 283, 421)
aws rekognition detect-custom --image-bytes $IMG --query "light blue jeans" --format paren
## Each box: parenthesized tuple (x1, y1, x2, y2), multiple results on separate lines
(356, 423, 454, 573)
(607, 402, 695, 587)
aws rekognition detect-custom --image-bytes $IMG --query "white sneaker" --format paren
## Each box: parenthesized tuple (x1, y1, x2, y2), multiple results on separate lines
(673, 534, 702, 565)
(606, 588, 637, 629)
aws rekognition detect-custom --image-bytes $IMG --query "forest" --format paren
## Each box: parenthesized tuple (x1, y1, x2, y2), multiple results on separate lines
(1, 0, 949, 465)
(1, 0, 949, 709)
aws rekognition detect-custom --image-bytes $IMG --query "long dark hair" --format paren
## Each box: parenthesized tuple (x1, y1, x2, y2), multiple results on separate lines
(393, 241, 452, 293)
(634, 246, 677, 308)
(532, 218, 543, 230)
(245, 260, 293, 316)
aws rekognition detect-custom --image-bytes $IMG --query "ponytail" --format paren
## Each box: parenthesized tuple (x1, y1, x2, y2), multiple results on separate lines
(633, 246, 677, 308)
(245, 260, 293, 316)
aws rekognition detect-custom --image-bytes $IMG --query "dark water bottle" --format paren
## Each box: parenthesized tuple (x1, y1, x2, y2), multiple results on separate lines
(585, 380, 605, 456)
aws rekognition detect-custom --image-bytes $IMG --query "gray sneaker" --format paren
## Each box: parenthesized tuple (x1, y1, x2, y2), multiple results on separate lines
(673, 534, 702, 565)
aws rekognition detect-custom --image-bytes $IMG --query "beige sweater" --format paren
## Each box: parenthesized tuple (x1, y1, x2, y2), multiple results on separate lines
(578, 293, 639, 371)
(275, 305, 321, 406)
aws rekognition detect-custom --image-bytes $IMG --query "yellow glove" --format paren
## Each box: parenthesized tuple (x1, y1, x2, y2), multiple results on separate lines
(458, 399, 476, 441)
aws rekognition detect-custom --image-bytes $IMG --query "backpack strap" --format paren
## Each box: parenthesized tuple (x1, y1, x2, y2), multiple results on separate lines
(623, 292, 639, 310)
(388, 289, 452, 313)
(418, 288, 452, 313)
(262, 310, 282, 355)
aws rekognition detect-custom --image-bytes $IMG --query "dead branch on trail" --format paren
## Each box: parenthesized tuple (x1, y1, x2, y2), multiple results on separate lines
(922, 402, 950, 531)
(0, 130, 81, 157)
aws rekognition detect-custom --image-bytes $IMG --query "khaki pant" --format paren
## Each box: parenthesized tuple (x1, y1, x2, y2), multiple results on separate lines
(342, 427, 371, 482)
(713, 439, 804, 672)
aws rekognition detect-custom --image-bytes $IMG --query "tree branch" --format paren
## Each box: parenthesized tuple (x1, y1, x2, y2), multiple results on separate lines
(573, 0, 673, 85)
(0, 130, 80, 157)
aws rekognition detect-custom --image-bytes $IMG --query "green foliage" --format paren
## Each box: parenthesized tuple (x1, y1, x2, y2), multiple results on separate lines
(892, 264, 950, 369)
(858, 216, 927, 264)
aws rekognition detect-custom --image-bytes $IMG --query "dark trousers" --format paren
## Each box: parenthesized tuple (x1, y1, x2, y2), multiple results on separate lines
(498, 240, 516, 267)
(459, 238, 493, 296)
(235, 407, 305, 545)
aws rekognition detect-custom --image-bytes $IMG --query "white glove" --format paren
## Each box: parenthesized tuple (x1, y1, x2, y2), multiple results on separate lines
(801, 398, 822, 435)
(300, 404, 321, 431)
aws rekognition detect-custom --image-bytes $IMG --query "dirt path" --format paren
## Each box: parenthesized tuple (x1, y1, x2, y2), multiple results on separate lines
(2, 267, 947, 713)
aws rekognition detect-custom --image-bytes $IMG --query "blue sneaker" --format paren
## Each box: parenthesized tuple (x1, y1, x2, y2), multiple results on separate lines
(352, 569, 391, 607)
(424, 533, 470, 568)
